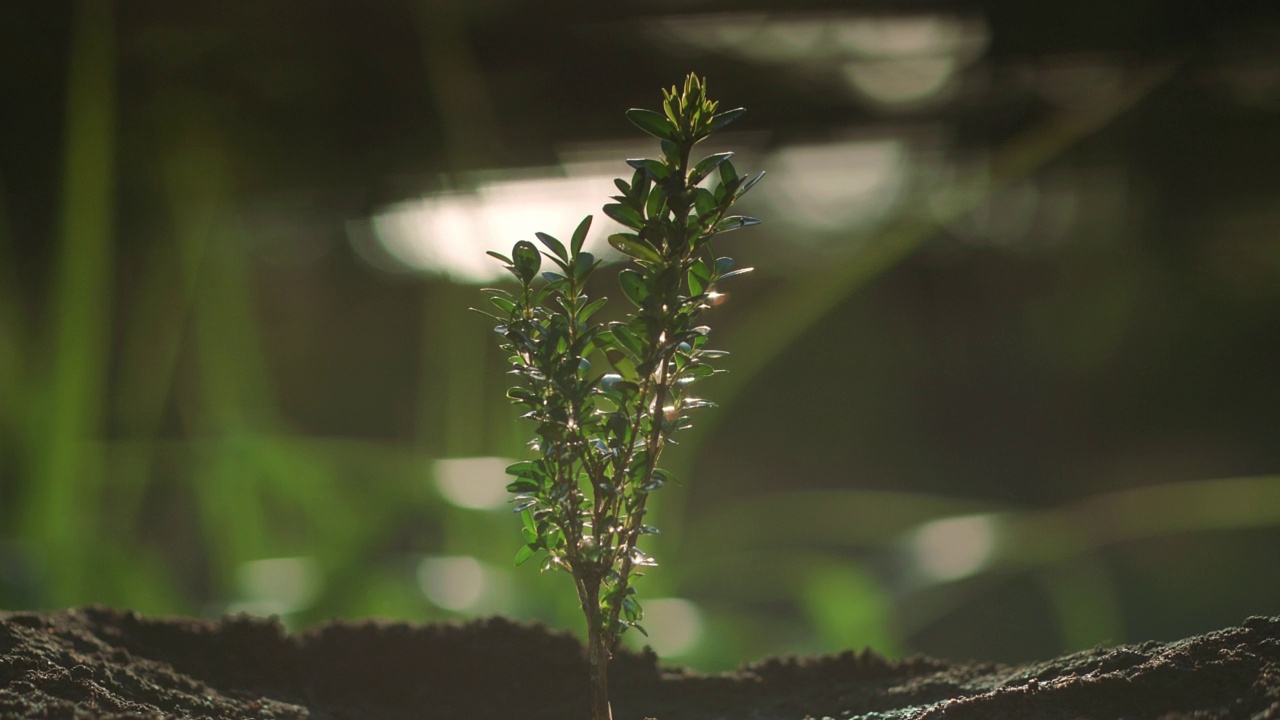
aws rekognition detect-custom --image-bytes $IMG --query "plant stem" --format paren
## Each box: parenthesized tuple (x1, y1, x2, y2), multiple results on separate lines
(583, 582, 613, 720)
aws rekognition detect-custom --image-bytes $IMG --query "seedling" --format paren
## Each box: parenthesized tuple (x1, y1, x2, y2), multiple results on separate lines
(479, 73, 762, 720)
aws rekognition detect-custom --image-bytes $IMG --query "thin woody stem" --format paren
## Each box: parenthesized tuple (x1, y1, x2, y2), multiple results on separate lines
(607, 356, 671, 635)
(582, 581, 613, 720)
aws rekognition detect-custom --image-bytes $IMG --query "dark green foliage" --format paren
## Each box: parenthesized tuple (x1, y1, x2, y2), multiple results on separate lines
(480, 73, 761, 720)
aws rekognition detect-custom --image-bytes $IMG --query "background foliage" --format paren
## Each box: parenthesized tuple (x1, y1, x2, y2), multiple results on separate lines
(2, 0, 1278, 671)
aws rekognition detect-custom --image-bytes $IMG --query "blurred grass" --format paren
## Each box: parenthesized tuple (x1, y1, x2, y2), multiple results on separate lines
(23, 0, 117, 604)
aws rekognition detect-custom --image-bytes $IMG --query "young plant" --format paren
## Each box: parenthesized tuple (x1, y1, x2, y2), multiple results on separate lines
(479, 73, 762, 720)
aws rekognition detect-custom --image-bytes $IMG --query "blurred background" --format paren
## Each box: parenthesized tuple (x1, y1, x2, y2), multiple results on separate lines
(2, 0, 1279, 671)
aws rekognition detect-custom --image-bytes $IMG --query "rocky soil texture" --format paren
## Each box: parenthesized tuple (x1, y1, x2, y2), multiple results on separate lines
(1, 607, 1278, 719)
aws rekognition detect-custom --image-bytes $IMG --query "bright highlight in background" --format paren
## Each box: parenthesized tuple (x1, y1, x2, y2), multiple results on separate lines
(418, 555, 496, 611)
(361, 164, 620, 282)
(652, 12, 988, 108)
(909, 514, 999, 582)
(233, 556, 322, 616)
(434, 457, 513, 510)
(765, 139, 908, 233)
(638, 598, 704, 656)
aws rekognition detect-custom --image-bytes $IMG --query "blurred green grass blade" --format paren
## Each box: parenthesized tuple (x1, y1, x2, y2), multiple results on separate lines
(159, 118, 278, 586)
(802, 561, 900, 656)
(1036, 557, 1125, 652)
(25, 0, 117, 603)
(0, 176, 24, 452)
(682, 489, 998, 555)
(421, 281, 489, 456)
(106, 239, 193, 548)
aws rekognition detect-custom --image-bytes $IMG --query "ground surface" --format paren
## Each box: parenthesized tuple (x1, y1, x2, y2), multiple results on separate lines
(0, 607, 1277, 720)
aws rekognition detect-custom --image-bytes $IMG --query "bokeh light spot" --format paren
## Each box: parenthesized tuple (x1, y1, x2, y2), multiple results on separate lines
(233, 557, 322, 616)
(434, 457, 512, 510)
(360, 166, 619, 282)
(638, 598, 704, 657)
(765, 138, 908, 234)
(417, 555, 489, 611)
(910, 514, 999, 582)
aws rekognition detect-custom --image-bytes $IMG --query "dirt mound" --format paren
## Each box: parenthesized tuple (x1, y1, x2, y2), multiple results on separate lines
(1, 607, 1277, 719)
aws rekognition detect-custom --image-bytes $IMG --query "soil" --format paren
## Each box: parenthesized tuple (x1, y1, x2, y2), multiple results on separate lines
(1, 607, 1277, 720)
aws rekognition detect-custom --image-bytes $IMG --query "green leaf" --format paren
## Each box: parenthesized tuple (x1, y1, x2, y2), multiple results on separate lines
(512, 241, 541, 284)
(630, 548, 658, 567)
(645, 182, 667, 220)
(692, 187, 717, 219)
(608, 233, 663, 264)
(619, 269, 649, 308)
(613, 380, 640, 401)
(652, 467, 680, 486)
(573, 251, 596, 281)
(603, 203, 645, 231)
(718, 159, 739, 187)
(514, 544, 536, 566)
(627, 168, 649, 206)
(623, 596, 642, 621)
(690, 152, 734, 185)
(570, 215, 592, 255)
(687, 272, 704, 297)
(506, 461, 535, 477)
(663, 94, 679, 125)
(593, 329, 618, 353)
(626, 158, 670, 183)
(506, 386, 537, 405)
(714, 216, 760, 233)
(738, 171, 766, 197)
(687, 259, 711, 296)
(682, 363, 717, 379)
(580, 296, 608, 322)
(486, 250, 512, 264)
(626, 108, 678, 141)
(535, 232, 568, 262)
(610, 322, 646, 359)
(709, 107, 746, 131)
